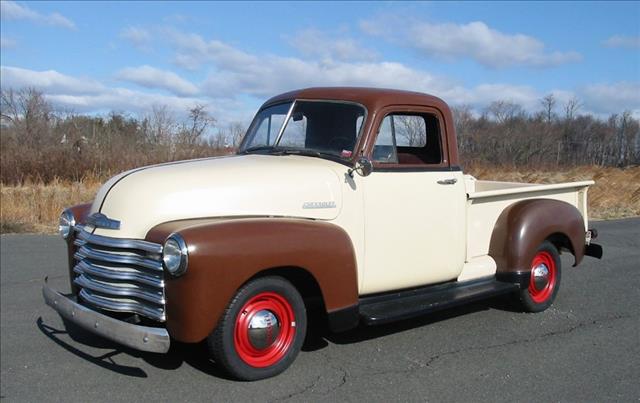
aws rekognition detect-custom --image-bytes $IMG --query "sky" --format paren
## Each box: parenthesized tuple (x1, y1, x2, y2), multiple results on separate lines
(1, 1, 639, 126)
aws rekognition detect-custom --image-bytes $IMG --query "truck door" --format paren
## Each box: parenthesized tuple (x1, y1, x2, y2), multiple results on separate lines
(361, 107, 466, 294)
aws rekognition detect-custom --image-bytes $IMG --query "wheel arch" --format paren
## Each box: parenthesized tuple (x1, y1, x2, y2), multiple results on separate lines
(489, 198, 586, 282)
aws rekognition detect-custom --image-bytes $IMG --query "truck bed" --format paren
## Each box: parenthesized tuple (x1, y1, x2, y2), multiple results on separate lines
(464, 175, 593, 262)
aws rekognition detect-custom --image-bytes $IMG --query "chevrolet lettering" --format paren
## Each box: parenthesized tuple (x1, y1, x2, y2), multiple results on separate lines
(302, 201, 337, 209)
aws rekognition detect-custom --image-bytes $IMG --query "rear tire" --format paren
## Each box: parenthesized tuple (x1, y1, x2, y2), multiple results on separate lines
(517, 240, 561, 313)
(207, 276, 307, 380)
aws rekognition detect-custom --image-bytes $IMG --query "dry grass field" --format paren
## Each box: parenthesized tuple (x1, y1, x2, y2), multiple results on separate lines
(1, 165, 638, 234)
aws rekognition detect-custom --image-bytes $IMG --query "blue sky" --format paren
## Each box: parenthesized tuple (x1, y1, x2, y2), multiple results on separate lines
(1, 1, 639, 124)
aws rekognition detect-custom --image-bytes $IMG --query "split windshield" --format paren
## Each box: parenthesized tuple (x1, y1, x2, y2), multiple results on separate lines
(239, 100, 366, 160)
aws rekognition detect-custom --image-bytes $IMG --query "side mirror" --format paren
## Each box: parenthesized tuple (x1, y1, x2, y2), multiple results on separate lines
(349, 156, 373, 177)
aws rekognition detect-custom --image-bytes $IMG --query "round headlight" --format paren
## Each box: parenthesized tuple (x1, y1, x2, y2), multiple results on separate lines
(163, 234, 188, 276)
(58, 209, 75, 239)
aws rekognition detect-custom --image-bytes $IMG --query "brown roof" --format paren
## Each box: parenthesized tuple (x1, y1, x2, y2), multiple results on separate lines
(263, 87, 451, 114)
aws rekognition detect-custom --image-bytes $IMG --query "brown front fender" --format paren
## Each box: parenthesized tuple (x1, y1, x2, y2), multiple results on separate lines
(146, 218, 359, 343)
(489, 199, 587, 280)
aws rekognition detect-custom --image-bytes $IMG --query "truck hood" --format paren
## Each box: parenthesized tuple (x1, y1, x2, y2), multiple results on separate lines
(90, 154, 344, 239)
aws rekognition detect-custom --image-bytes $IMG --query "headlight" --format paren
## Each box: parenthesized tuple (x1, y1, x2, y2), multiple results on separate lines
(162, 234, 188, 276)
(58, 209, 75, 239)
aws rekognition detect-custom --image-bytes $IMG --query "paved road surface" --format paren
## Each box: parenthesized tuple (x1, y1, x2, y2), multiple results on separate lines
(1, 218, 639, 402)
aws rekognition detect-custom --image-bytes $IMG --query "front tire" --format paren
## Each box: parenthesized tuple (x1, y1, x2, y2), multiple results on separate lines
(207, 276, 307, 380)
(517, 240, 562, 312)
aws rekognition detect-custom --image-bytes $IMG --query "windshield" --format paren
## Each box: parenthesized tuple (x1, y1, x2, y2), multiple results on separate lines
(239, 100, 366, 159)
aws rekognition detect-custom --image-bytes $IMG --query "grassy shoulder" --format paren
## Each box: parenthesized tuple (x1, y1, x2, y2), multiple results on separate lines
(1, 165, 638, 234)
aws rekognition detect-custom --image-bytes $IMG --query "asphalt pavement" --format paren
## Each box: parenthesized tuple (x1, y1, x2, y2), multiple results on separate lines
(1, 218, 639, 402)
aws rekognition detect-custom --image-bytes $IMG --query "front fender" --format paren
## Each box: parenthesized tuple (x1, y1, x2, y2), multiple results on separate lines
(146, 218, 359, 343)
(489, 199, 586, 279)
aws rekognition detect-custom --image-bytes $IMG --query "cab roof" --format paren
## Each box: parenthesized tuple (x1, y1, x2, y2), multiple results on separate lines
(263, 87, 451, 114)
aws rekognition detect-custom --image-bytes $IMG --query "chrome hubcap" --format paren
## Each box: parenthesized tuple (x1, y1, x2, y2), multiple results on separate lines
(532, 263, 550, 290)
(247, 310, 281, 350)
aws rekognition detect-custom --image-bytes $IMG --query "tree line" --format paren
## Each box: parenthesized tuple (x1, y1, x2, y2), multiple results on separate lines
(453, 96, 639, 167)
(1, 88, 638, 185)
(1, 88, 244, 184)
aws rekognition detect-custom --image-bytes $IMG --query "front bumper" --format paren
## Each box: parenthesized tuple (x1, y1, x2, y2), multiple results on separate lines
(42, 278, 170, 353)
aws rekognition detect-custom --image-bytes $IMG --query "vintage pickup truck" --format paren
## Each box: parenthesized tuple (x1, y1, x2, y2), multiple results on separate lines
(43, 87, 603, 380)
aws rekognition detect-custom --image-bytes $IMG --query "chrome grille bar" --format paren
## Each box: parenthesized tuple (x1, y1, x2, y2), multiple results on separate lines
(73, 226, 166, 322)
(75, 225, 163, 253)
(73, 260, 164, 289)
(74, 274, 165, 305)
(75, 244, 163, 271)
(79, 289, 165, 322)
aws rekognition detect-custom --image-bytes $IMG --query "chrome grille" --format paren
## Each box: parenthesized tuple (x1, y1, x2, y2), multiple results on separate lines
(72, 226, 166, 322)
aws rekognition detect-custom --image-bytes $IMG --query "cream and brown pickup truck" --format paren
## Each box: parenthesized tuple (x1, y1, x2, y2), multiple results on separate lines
(43, 87, 603, 380)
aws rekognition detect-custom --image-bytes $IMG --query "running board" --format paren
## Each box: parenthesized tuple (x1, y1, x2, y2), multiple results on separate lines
(359, 278, 518, 325)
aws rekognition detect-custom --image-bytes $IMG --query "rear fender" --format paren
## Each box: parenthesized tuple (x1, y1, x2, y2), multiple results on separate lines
(489, 199, 586, 284)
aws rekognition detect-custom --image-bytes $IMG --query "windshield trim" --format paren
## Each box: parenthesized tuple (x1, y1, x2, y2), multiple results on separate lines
(273, 100, 296, 146)
(239, 99, 369, 163)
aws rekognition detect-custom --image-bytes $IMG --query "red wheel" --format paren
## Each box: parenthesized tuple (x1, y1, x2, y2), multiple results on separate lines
(234, 292, 296, 368)
(517, 240, 562, 312)
(528, 251, 557, 303)
(208, 276, 307, 380)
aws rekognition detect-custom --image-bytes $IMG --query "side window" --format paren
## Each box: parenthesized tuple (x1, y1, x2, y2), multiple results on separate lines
(372, 113, 442, 165)
(372, 116, 398, 163)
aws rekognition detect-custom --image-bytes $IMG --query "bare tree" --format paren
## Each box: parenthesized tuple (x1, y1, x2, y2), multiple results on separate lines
(229, 122, 246, 148)
(564, 97, 582, 120)
(179, 104, 215, 145)
(540, 94, 557, 124)
(148, 105, 175, 145)
(486, 101, 524, 124)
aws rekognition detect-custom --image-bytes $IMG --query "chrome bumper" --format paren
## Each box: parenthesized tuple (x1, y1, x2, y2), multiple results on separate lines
(42, 278, 170, 353)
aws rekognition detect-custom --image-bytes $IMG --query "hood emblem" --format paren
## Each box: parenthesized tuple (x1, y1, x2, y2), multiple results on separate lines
(302, 201, 336, 209)
(86, 213, 121, 230)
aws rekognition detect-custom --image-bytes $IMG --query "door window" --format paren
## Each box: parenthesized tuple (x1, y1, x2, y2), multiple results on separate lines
(372, 113, 443, 165)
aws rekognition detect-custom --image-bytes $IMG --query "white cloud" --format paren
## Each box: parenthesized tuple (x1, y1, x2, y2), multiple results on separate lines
(115, 65, 199, 96)
(580, 82, 640, 118)
(0, 1, 75, 29)
(120, 26, 152, 51)
(165, 29, 257, 71)
(361, 18, 581, 68)
(1, 36, 17, 49)
(0, 65, 252, 125)
(1, 66, 104, 94)
(602, 35, 640, 49)
(287, 28, 378, 62)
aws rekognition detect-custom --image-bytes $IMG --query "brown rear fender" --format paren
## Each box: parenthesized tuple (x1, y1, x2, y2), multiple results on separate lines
(146, 218, 359, 343)
(489, 199, 586, 283)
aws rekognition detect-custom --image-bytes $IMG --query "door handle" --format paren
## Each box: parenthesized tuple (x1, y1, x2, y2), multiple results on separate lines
(437, 178, 458, 185)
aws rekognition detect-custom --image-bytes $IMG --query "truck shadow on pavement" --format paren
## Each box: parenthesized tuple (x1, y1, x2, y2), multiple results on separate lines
(36, 316, 234, 380)
(36, 295, 517, 379)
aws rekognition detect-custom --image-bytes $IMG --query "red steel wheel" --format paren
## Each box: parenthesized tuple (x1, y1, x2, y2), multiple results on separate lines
(234, 292, 296, 368)
(528, 251, 557, 303)
(208, 276, 307, 380)
(516, 240, 562, 313)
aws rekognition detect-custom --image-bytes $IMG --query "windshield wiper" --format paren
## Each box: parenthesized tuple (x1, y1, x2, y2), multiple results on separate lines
(240, 145, 277, 154)
(274, 149, 339, 159)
